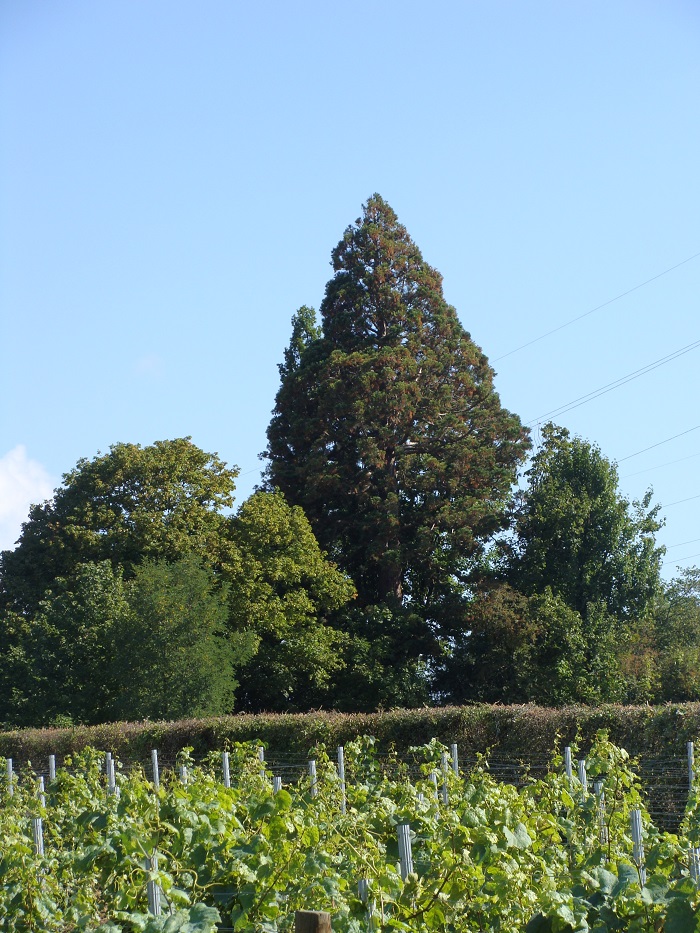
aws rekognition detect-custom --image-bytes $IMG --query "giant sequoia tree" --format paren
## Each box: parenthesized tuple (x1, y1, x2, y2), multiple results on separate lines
(265, 195, 529, 653)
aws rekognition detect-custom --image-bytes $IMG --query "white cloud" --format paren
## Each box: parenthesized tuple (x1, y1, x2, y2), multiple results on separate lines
(0, 446, 55, 551)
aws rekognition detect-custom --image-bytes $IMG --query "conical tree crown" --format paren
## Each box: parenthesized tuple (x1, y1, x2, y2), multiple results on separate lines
(321, 194, 450, 349)
(265, 195, 529, 618)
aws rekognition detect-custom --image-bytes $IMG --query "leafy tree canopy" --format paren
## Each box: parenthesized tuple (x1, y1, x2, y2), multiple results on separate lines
(265, 195, 529, 637)
(226, 489, 356, 711)
(0, 561, 131, 726)
(110, 555, 256, 722)
(437, 583, 625, 706)
(0, 556, 258, 727)
(652, 566, 700, 702)
(0, 438, 239, 614)
(506, 422, 664, 621)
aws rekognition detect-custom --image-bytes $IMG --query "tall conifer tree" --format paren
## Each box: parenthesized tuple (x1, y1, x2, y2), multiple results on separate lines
(265, 195, 529, 676)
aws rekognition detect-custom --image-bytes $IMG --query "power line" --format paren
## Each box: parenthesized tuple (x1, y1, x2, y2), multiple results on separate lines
(664, 537, 700, 551)
(618, 425, 700, 463)
(662, 493, 700, 509)
(494, 249, 700, 362)
(525, 339, 700, 426)
(621, 451, 700, 479)
(663, 551, 700, 566)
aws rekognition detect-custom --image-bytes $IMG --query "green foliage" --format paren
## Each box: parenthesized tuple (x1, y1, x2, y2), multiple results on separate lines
(0, 557, 257, 726)
(0, 438, 239, 615)
(0, 561, 131, 726)
(655, 569, 700, 702)
(518, 591, 625, 705)
(327, 603, 433, 710)
(2, 736, 700, 932)
(0, 441, 359, 721)
(436, 583, 533, 704)
(438, 584, 625, 705)
(109, 555, 257, 722)
(226, 490, 356, 711)
(508, 423, 664, 621)
(265, 194, 529, 680)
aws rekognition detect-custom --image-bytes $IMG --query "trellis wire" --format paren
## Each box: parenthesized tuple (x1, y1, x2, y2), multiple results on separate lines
(5, 744, 700, 834)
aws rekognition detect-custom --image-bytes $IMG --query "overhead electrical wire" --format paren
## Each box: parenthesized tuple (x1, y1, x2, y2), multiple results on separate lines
(662, 493, 700, 509)
(621, 451, 700, 479)
(494, 249, 700, 362)
(525, 339, 700, 427)
(664, 537, 700, 551)
(617, 424, 700, 463)
(663, 551, 700, 566)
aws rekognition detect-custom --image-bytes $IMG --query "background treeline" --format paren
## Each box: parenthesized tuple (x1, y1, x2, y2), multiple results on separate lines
(1, 195, 699, 726)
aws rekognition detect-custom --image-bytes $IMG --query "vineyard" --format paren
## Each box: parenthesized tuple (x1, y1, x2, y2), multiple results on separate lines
(3, 734, 700, 932)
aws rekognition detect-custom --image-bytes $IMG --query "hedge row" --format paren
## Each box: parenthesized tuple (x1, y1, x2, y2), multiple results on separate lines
(2, 703, 700, 767)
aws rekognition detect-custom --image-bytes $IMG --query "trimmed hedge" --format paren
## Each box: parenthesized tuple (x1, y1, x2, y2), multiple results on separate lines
(2, 702, 700, 766)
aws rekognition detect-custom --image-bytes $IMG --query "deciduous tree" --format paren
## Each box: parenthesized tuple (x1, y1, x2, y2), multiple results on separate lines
(226, 490, 355, 711)
(0, 438, 239, 614)
(506, 423, 664, 621)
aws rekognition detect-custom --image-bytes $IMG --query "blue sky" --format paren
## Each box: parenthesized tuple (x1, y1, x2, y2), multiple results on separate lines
(1, 1, 699, 578)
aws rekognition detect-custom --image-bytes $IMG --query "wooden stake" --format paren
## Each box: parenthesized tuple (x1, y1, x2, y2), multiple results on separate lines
(295, 910, 331, 933)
